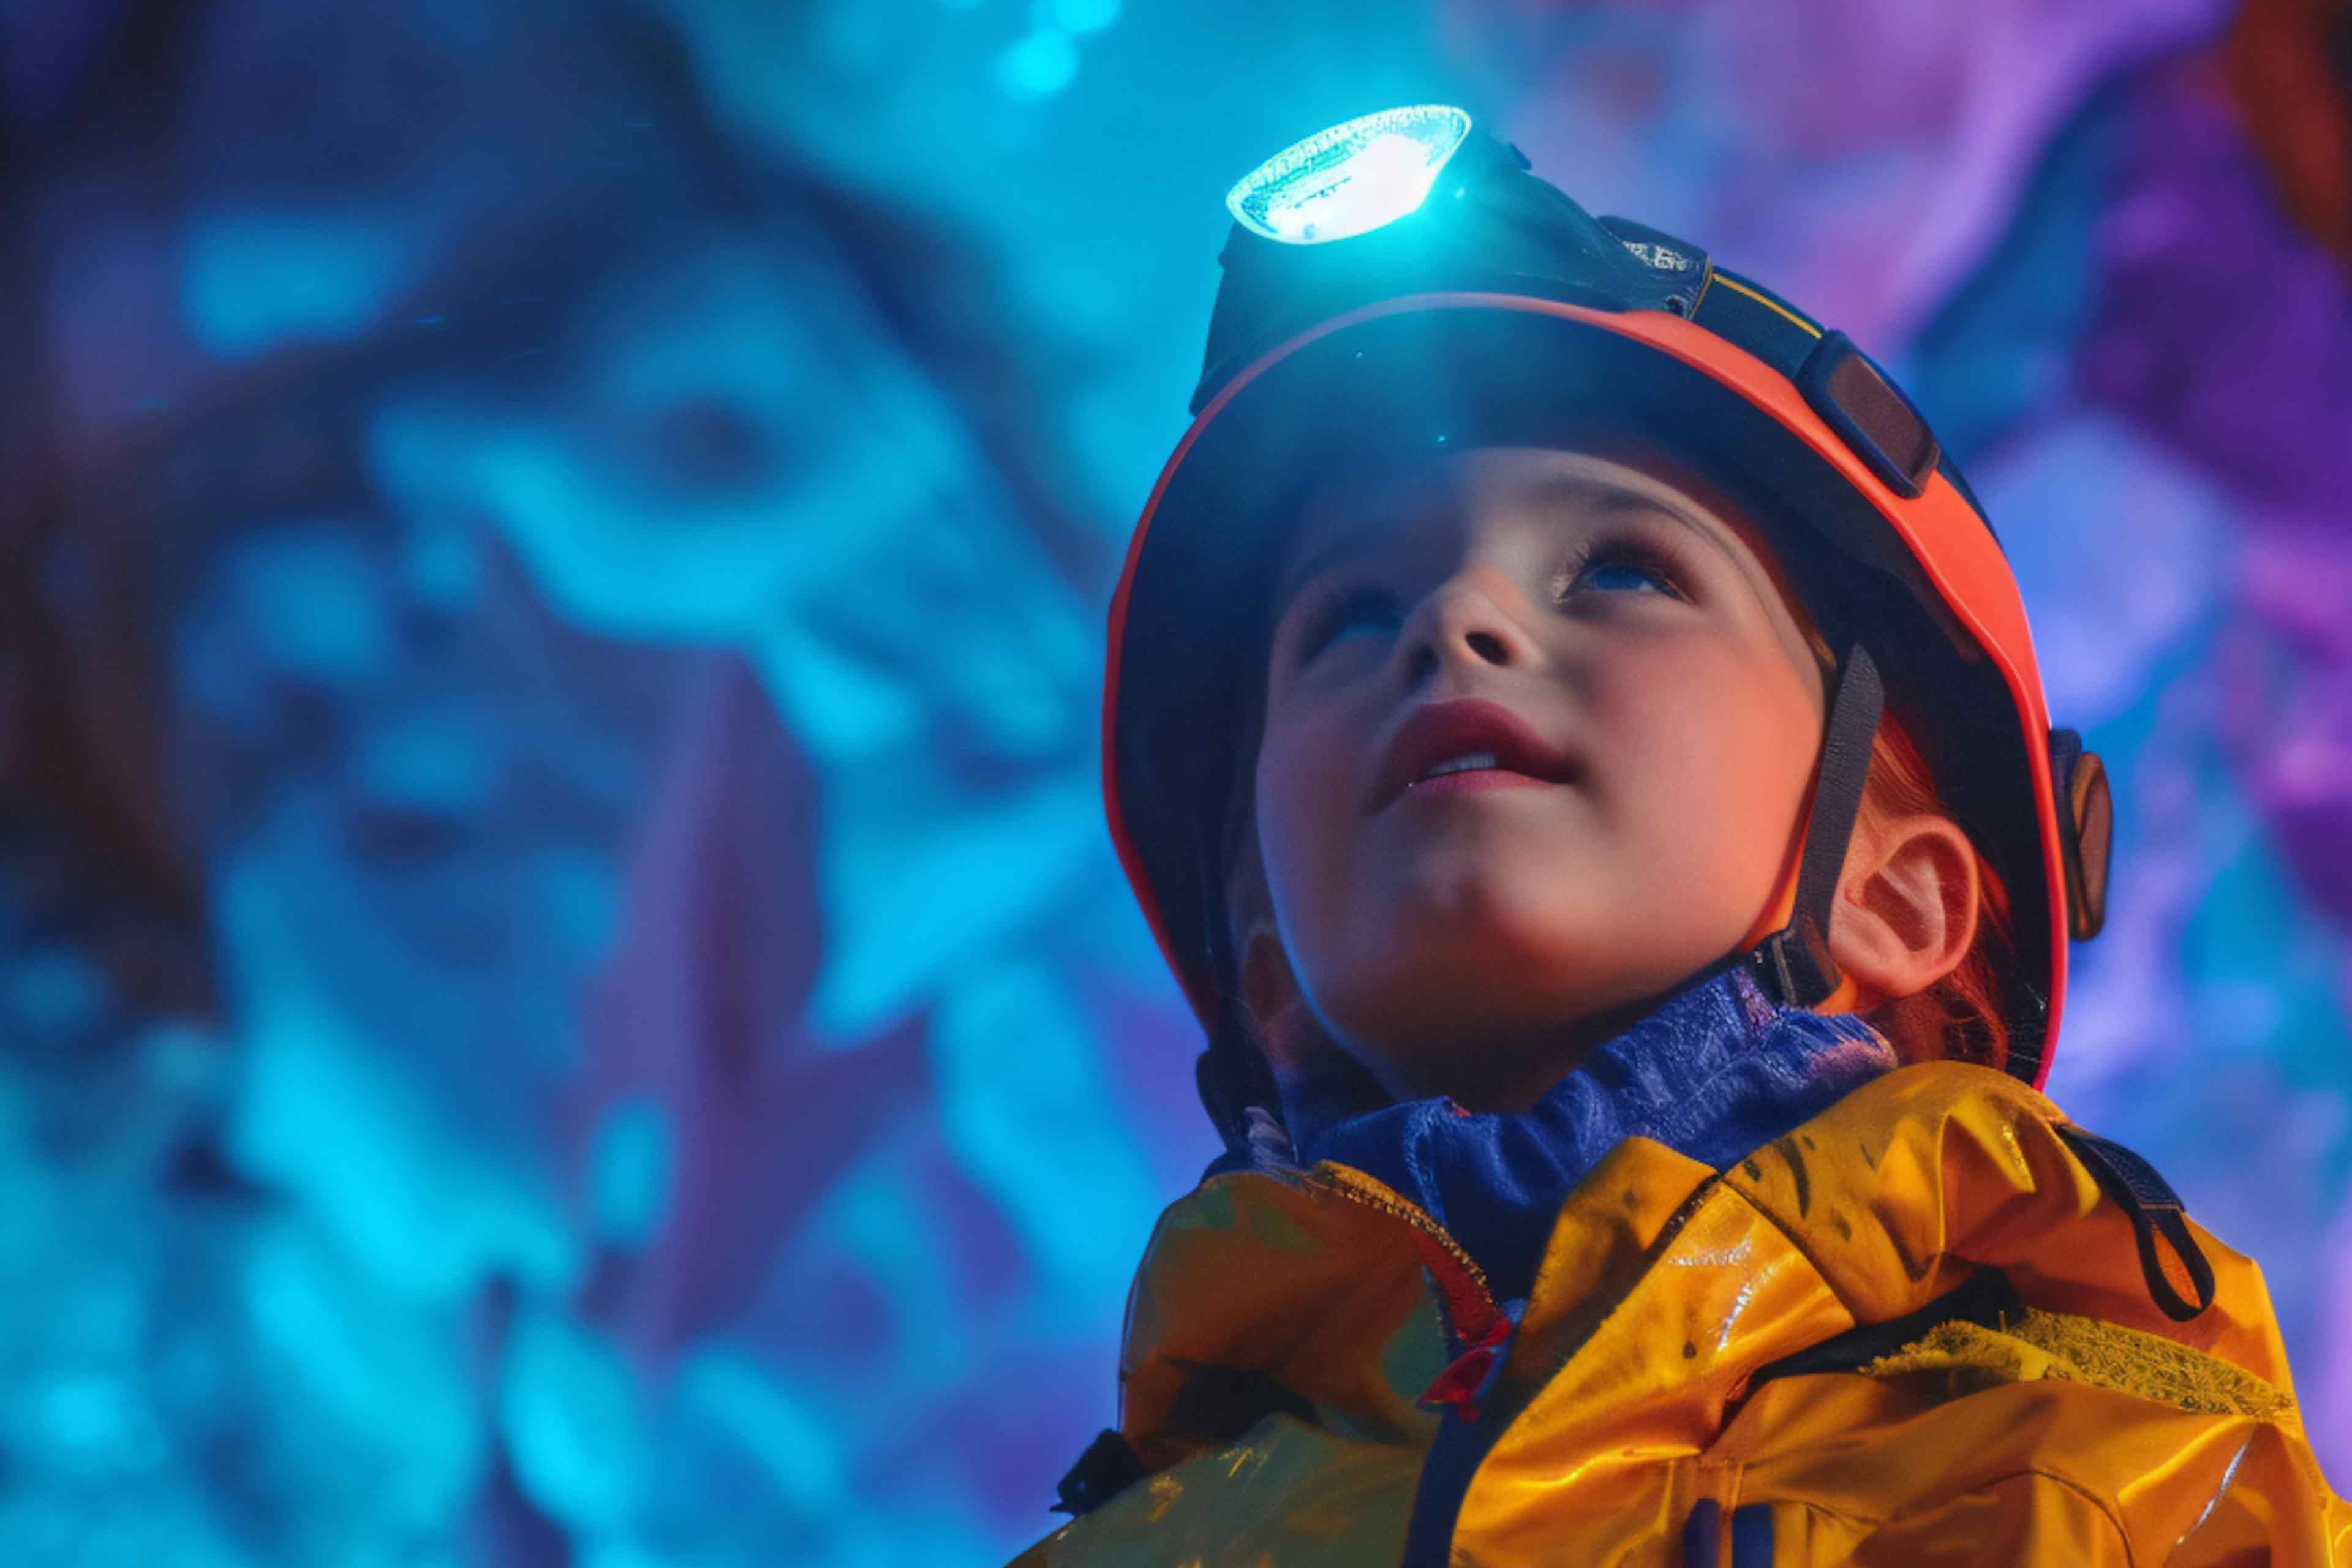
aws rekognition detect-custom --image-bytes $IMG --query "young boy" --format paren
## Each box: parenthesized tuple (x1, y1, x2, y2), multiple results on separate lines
(1020, 106, 2350, 1564)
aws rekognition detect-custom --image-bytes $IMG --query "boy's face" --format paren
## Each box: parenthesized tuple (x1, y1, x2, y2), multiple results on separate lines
(1251, 445, 1830, 1107)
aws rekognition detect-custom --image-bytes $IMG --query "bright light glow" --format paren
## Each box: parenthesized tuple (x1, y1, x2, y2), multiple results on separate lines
(1225, 105, 1473, 244)
(1042, 0, 1120, 32)
(996, 28, 1078, 99)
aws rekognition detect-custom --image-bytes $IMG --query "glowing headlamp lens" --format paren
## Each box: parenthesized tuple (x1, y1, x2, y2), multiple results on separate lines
(1224, 104, 1474, 245)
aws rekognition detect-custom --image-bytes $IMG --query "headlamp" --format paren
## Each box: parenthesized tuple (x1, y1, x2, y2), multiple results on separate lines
(1223, 104, 1474, 245)
(1200, 107, 1942, 506)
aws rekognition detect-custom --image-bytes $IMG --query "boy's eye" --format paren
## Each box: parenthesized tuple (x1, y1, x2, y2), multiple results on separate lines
(1298, 586, 1400, 662)
(1557, 543, 1686, 601)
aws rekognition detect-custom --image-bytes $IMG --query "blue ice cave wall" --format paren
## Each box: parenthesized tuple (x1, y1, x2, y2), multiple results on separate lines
(3, 0, 2351, 1562)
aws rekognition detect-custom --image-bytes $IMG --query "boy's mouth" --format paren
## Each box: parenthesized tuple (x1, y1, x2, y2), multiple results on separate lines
(1373, 698, 1577, 810)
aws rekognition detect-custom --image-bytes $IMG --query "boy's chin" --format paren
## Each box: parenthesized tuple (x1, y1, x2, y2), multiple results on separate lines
(1376, 887, 1656, 984)
(1319, 919, 1721, 1053)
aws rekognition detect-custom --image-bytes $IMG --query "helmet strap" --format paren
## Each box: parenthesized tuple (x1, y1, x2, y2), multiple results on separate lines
(1746, 642, 1883, 1008)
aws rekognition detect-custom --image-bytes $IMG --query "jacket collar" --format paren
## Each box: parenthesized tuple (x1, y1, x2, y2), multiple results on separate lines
(1115, 1060, 2295, 1468)
(1286, 968, 1896, 1306)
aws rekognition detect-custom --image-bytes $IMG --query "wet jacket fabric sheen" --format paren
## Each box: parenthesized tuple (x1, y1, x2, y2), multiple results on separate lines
(1012, 1063, 2352, 1565)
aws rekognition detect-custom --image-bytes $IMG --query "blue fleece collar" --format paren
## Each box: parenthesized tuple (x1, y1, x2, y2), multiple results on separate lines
(1287, 967, 1896, 1306)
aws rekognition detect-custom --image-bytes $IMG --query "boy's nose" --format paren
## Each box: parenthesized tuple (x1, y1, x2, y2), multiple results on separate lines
(1395, 571, 1539, 689)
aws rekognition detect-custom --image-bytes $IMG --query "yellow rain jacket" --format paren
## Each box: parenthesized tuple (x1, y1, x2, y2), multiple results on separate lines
(1014, 1061, 2352, 1565)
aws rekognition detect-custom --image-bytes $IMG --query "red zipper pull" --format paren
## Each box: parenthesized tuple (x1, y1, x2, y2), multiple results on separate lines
(1417, 1300, 1522, 1423)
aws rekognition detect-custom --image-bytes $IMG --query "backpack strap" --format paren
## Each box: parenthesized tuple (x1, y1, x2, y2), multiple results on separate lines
(1050, 1363, 1322, 1517)
(1052, 1429, 1148, 1517)
(2056, 1125, 2216, 1322)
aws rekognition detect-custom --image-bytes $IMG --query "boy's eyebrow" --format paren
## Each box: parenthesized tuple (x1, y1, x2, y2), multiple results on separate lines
(1275, 477, 1744, 607)
(1275, 524, 1386, 608)
(1524, 475, 1746, 569)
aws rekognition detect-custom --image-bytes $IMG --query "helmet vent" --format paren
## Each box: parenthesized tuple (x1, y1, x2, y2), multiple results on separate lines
(1796, 330, 1940, 499)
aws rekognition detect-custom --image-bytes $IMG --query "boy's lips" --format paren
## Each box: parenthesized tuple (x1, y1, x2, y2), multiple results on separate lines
(1372, 697, 1578, 810)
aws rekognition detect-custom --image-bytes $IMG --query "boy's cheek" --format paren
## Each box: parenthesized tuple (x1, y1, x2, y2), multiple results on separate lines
(1259, 715, 1370, 821)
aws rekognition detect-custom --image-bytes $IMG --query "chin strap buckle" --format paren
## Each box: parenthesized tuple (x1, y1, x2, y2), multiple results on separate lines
(1749, 915, 1839, 1009)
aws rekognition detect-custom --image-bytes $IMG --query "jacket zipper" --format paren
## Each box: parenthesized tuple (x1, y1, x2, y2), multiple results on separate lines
(1306, 1164, 1532, 1568)
(1317, 1167, 1727, 1564)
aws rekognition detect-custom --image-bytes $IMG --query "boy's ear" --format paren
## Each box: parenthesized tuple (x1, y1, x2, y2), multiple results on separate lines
(1825, 813, 1980, 1006)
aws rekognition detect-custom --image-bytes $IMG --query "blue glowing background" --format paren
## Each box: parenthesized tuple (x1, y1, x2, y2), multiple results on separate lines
(6, 1, 2352, 1561)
